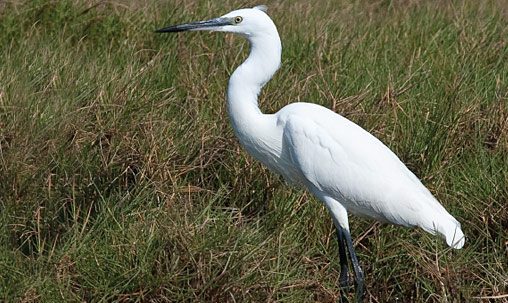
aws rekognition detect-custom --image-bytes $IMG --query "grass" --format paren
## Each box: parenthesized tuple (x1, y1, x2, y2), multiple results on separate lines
(0, 0, 507, 302)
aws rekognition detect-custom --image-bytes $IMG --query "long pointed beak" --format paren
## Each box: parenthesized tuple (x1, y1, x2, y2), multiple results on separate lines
(155, 17, 232, 33)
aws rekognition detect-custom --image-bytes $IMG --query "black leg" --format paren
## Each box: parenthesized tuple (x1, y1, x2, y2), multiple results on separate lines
(342, 228, 364, 302)
(336, 227, 349, 288)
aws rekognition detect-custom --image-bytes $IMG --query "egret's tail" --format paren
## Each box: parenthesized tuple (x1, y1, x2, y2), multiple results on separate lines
(421, 214, 465, 249)
(441, 219, 465, 249)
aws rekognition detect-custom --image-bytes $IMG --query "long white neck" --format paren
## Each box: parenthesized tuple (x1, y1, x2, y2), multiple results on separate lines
(227, 31, 282, 134)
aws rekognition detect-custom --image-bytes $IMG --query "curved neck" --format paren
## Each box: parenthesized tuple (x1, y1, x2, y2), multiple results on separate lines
(227, 32, 282, 130)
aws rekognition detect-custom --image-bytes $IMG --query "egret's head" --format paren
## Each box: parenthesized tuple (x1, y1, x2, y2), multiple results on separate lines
(155, 5, 276, 38)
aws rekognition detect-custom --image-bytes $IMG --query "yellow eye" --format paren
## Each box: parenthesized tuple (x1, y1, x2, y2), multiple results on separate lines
(234, 16, 243, 24)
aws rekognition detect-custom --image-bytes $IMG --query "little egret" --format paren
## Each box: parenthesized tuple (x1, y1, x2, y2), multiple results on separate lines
(156, 5, 465, 300)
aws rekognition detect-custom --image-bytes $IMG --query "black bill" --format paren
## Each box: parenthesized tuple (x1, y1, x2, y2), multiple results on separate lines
(155, 17, 232, 33)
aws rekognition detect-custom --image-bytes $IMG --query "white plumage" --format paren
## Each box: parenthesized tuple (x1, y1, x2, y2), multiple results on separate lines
(156, 5, 465, 298)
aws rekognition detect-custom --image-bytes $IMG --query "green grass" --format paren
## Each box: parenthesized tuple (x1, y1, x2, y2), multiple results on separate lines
(0, 0, 507, 302)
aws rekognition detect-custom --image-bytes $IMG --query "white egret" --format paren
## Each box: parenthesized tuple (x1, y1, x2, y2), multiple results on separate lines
(156, 5, 465, 300)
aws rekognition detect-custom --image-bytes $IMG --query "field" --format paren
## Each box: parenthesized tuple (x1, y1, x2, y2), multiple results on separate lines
(0, 0, 507, 302)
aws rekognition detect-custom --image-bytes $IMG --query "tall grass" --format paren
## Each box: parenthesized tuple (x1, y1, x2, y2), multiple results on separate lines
(0, 1, 506, 302)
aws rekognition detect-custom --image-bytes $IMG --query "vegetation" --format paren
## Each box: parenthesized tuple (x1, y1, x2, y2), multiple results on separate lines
(0, 0, 506, 302)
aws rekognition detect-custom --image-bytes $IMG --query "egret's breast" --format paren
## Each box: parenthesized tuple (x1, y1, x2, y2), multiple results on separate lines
(233, 118, 303, 186)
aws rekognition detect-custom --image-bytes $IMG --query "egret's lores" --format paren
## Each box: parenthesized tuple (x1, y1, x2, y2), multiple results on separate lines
(156, 5, 465, 299)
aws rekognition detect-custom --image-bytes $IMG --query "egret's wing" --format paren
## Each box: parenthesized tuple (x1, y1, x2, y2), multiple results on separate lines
(281, 114, 349, 192)
(277, 104, 464, 248)
(280, 112, 428, 225)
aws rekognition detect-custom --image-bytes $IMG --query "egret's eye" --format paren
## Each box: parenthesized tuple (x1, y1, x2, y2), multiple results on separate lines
(234, 16, 243, 24)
